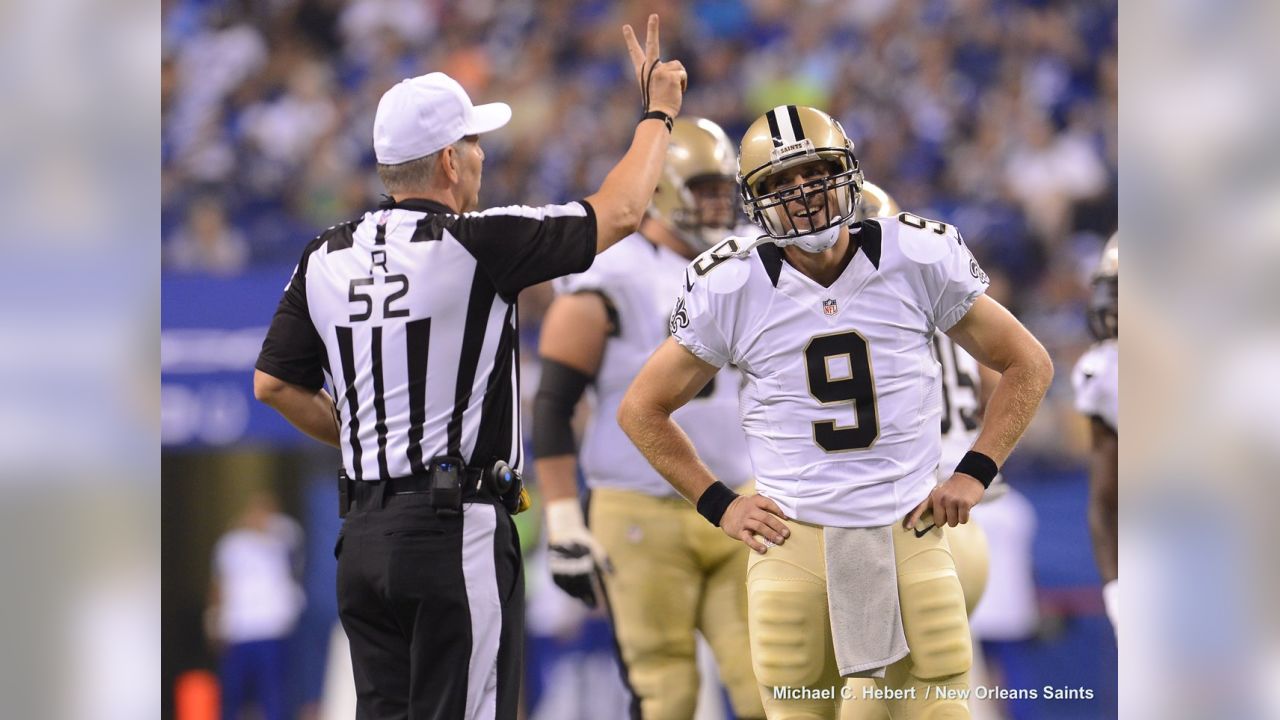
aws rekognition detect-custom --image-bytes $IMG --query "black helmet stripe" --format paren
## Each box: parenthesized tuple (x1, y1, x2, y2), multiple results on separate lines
(768, 105, 804, 146)
(787, 105, 806, 140)
(766, 108, 783, 147)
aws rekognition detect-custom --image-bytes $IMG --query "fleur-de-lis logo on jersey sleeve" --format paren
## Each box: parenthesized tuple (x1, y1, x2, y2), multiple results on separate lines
(669, 296, 690, 336)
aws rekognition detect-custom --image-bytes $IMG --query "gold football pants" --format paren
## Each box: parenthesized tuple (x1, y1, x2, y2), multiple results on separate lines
(590, 487, 765, 720)
(839, 519, 989, 720)
(747, 518, 974, 720)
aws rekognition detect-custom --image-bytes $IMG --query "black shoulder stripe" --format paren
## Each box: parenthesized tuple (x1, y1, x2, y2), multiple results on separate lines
(322, 220, 359, 253)
(757, 242, 784, 287)
(410, 214, 441, 242)
(787, 105, 804, 140)
(859, 220, 882, 270)
(572, 289, 622, 337)
(766, 109, 783, 148)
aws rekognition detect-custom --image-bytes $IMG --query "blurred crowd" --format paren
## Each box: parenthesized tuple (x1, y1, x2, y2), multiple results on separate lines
(162, 0, 1116, 460)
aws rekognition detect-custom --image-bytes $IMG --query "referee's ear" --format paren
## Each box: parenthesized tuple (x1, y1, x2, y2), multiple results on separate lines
(440, 145, 460, 185)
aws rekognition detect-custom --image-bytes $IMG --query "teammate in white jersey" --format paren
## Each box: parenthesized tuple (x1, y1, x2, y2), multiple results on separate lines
(1073, 234, 1119, 632)
(619, 106, 1054, 720)
(532, 117, 764, 720)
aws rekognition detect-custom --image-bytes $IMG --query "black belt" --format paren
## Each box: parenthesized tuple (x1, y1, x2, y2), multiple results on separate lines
(342, 468, 496, 515)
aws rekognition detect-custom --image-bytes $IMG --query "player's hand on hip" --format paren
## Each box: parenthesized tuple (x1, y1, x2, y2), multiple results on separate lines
(545, 498, 612, 609)
(721, 494, 789, 554)
(622, 13, 687, 117)
(904, 473, 985, 530)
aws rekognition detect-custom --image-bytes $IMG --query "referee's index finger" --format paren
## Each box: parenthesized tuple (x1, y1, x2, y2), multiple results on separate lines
(645, 14, 660, 63)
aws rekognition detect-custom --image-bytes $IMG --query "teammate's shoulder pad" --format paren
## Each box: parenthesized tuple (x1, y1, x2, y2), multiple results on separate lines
(557, 233, 645, 293)
(1074, 340, 1117, 378)
(592, 233, 649, 271)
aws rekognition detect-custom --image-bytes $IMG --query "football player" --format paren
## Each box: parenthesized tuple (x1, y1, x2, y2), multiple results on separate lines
(619, 106, 1054, 720)
(532, 117, 764, 720)
(1073, 234, 1119, 633)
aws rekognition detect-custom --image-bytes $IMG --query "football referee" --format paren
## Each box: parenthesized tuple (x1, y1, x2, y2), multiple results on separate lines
(252, 16, 685, 720)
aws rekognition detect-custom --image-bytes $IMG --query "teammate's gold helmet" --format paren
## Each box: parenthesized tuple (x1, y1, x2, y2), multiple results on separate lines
(738, 105, 864, 252)
(853, 181, 901, 221)
(650, 117, 740, 251)
(1088, 233, 1119, 340)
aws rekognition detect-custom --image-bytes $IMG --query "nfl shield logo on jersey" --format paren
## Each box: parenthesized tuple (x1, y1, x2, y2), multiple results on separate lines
(823, 298, 838, 316)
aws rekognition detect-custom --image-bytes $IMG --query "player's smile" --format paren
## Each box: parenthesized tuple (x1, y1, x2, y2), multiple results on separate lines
(785, 190, 831, 231)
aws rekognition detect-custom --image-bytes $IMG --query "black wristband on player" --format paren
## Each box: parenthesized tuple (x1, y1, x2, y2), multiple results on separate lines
(955, 450, 999, 488)
(696, 481, 739, 527)
(641, 110, 674, 132)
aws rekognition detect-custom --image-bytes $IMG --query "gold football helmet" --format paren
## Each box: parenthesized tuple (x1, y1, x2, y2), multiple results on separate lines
(854, 180, 901, 221)
(650, 117, 740, 251)
(738, 105, 864, 252)
(1088, 233, 1119, 340)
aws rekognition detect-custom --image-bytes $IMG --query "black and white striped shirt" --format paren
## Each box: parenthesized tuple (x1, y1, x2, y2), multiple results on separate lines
(256, 197, 596, 481)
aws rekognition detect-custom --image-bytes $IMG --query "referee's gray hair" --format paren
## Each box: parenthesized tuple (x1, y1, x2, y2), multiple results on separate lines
(376, 139, 466, 193)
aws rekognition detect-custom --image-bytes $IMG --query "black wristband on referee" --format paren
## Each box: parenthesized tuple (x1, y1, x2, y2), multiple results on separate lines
(955, 450, 999, 488)
(641, 110, 674, 132)
(696, 481, 739, 527)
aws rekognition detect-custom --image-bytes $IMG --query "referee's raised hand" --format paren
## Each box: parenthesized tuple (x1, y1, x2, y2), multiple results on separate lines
(623, 13, 686, 117)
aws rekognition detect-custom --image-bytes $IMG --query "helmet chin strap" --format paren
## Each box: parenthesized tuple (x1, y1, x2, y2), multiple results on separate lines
(726, 223, 842, 260)
(786, 224, 842, 253)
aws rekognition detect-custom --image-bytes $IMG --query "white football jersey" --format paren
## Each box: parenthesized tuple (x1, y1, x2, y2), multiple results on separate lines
(932, 330, 1007, 501)
(672, 214, 989, 527)
(555, 233, 752, 497)
(1072, 339, 1118, 432)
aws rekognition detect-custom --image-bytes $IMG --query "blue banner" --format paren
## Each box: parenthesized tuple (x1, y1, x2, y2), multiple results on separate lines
(162, 266, 306, 447)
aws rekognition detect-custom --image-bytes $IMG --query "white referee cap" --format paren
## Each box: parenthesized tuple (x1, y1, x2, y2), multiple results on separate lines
(373, 72, 512, 165)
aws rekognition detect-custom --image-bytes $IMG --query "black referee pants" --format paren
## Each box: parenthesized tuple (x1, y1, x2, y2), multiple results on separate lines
(336, 494, 523, 720)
